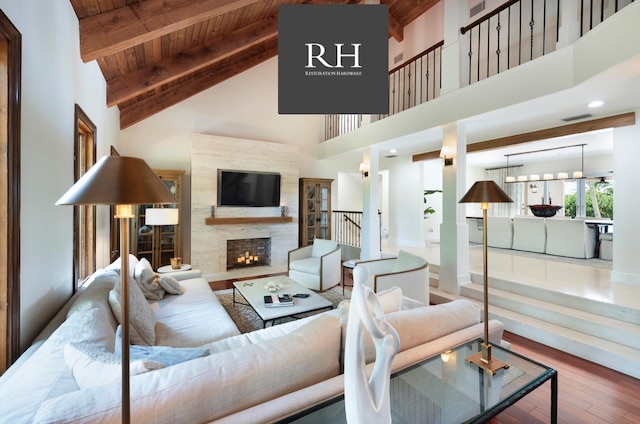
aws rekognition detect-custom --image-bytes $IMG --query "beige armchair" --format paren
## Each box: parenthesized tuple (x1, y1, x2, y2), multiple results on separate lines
(355, 250, 429, 305)
(288, 239, 341, 291)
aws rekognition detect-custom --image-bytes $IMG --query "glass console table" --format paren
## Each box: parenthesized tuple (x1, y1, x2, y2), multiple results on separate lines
(278, 338, 557, 424)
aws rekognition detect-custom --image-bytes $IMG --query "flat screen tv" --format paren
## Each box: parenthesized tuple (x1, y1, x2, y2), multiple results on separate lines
(217, 169, 281, 207)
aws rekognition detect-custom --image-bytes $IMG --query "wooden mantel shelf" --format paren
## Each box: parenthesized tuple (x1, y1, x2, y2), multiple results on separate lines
(205, 216, 293, 225)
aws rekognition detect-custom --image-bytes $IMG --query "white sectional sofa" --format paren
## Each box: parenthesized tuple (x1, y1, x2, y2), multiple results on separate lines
(470, 215, 600, 259)
(0, 258, 505, 423)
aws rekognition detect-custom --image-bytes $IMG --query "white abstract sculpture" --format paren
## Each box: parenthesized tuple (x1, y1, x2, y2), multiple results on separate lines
(344, 266, 400, 424)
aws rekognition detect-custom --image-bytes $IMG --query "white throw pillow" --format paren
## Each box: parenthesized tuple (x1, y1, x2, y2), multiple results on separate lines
(105, 254, 139, 278)
(109, 277, 156, 345)
(64, 343, 164, 389)
(134, 257, 165, 300)
(134, 257, 157, 285)
(338, 286, 403, 325)
(157, 274, 183, 295)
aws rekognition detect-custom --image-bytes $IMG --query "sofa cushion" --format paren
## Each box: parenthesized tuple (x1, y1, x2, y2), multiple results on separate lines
(115, 325, 210, 366)
(356, 299, 481, 363)
(151, 278, 240, 347)
(34, 314, 342, 424)
(288, 256, 320, 274)
(64, 342, 164, 390)
(66, 271, 120, 332)
(109, 277, 156, 346)
(0, 307, 114, 423)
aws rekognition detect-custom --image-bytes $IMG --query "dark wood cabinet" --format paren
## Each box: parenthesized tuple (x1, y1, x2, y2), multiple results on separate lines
(131, 169, 184, 269)
(299, 178, 333, 247)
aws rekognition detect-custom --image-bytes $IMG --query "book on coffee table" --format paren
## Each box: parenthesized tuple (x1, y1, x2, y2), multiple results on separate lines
(264, 294, 294, 307)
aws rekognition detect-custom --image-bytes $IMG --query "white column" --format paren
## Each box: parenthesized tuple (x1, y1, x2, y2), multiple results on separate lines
(439, 122, 470, 294)
(361, 148, 382, 260)
(611, 111, 640, 285)
(557, 1, 581, 49)
(441, 0, 467, 94)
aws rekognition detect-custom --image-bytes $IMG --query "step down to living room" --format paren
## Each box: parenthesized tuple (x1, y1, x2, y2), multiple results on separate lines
(429, 273, 640, 380)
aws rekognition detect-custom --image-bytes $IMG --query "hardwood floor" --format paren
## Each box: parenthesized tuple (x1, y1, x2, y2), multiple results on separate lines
(492, 332, 640, 424)
(209, 274, 640, 423)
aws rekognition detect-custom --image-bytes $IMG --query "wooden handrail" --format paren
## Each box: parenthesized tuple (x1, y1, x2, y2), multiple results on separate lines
(343, 214, 361, 230)
(461, 0, 520, 34)
(388, 40, 444, 74)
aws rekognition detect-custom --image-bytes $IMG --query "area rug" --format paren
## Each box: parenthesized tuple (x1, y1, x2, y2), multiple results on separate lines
(214, 286, 351, 333)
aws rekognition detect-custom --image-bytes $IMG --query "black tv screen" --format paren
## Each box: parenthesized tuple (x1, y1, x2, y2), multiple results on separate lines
(217, 170, 281, 207)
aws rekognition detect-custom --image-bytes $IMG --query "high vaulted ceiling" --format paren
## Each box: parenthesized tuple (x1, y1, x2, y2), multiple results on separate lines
(69, 0, 439, 129)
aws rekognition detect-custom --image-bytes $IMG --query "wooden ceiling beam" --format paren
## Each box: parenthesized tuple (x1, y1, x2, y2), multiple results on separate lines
(79, 0, 262, 62)
(388, 12, 403, 42)
(107, 16, 278, 106)
(412, 112, 636, 162)
(118, 42, 279, 129)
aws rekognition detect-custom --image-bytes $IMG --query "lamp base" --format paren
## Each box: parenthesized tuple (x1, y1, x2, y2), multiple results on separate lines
(465, 342, 509, 376)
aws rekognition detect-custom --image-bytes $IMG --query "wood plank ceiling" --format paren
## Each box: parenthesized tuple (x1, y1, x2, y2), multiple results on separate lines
(69, 0, 439, 129)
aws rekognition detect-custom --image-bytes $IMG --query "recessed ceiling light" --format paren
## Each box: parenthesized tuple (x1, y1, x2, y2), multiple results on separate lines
(390, 149, 397, 154)
(588, 100, 604, 108)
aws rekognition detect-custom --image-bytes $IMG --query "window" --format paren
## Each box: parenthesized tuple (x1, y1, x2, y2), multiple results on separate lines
(74, 105, 96, 290)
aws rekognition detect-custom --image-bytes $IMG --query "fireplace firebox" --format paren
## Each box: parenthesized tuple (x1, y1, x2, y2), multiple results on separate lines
(226, 238, 271, 270)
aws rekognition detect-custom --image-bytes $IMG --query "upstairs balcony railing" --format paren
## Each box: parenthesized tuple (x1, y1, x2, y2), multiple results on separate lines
(323, 0, 634, 141)
(462, 0, 635, 85)
(324, 40, 444, 141)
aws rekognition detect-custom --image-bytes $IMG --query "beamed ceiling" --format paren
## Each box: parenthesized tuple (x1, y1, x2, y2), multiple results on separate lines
(69, 0, 439, 129)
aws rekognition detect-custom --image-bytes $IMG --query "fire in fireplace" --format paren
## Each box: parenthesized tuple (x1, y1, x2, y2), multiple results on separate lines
(227, 238, 271, 270)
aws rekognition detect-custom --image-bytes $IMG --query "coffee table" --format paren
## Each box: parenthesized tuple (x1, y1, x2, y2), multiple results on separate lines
(277, 338, 557, 423)
(232, 275, 333, 328)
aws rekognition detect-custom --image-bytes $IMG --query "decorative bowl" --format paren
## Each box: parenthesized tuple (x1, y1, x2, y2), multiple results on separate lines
(264, 282, 282, 292)
(529, 204, 563, 218)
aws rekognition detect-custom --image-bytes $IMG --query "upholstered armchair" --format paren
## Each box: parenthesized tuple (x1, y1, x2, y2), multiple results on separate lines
(288, 239, 341, 291)
(355, 250, 429, 305)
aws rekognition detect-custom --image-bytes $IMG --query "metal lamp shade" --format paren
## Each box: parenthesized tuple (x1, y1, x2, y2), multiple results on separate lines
(56, 156, 177, 206)
(459, 180, 513, 204)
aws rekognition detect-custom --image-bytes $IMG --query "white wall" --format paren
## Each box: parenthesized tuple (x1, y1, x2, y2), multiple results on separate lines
(0, 0, 120, 350)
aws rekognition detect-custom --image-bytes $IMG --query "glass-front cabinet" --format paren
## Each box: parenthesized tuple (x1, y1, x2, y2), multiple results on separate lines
(299, 178, 333, 247)
(132, 169, 184, 269)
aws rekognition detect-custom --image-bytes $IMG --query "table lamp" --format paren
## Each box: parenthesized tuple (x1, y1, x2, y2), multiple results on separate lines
(459, 180, 513, 375)
(145, 208, 180, 267)
(56, 155, 177, 423)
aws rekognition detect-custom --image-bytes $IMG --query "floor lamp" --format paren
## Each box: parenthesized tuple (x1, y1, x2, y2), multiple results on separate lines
(56, 156, 177, 423)
(459, 180, 513, 375)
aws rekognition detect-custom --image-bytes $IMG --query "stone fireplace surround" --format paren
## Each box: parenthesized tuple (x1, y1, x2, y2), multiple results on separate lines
(191, 134, 299, 281)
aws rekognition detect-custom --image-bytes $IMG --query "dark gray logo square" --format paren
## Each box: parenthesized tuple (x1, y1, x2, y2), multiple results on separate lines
(278, 4, 389, 114)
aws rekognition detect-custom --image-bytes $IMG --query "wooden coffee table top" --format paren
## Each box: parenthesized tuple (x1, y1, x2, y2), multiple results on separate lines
(232, 275, 332, 323)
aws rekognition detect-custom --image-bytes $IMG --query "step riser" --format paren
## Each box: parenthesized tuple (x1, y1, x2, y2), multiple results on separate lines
(460, 285, 640, 350)
(495, 314, 640, 380)
(470, 272, 640, 325)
